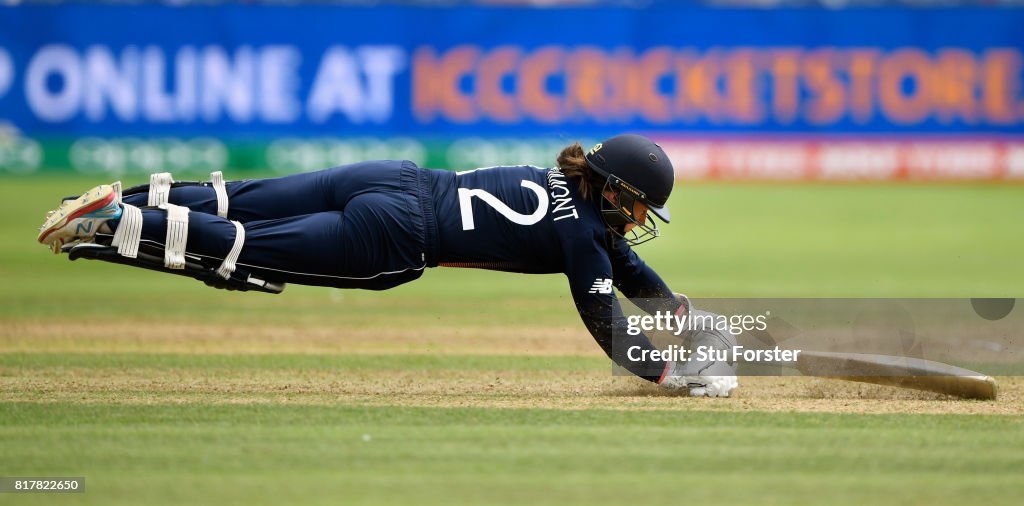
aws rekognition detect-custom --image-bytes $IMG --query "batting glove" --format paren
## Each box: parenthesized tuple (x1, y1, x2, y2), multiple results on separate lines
(658, 361, 738, 397)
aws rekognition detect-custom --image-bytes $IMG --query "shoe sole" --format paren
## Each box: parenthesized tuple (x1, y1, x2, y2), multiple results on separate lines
(37, 186, 116, 245)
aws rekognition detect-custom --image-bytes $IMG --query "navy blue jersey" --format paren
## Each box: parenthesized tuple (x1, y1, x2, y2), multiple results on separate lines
(114, 160, 678, 382)
(432, 165, 578, 272)
(428, 165, 679, 381)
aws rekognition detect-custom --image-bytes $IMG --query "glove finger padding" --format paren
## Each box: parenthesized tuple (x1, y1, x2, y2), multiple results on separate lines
(660, 372, 738, 397)
(658, 361, 739, 397)
(689, 356, 738, 397)
(658, 304, 740, 398)
(677, 338, 739, 397)
(693, 374, 738, 398)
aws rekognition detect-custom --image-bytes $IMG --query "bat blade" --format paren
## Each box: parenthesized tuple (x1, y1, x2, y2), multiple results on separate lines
(835, 374, 997, 400)
(753, 351, 998, 400)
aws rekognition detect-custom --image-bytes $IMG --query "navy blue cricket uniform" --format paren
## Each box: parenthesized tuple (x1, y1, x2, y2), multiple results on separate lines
(120, 160, 677, 381)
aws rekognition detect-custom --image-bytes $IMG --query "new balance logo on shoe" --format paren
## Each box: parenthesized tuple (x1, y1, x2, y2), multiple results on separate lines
(589, 278, 613, 294)
(75, 221, 94, 234)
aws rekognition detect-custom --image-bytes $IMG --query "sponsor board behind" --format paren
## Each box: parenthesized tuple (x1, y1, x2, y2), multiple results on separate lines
(3, 134, 1023, 181)
(1, 5, 1022, 180)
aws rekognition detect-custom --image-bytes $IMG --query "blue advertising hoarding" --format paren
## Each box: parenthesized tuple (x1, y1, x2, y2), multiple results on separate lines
(0, 4, 1022, 176)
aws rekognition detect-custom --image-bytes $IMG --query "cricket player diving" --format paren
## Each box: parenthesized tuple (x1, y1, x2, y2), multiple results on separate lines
(36, 134, 738, 397)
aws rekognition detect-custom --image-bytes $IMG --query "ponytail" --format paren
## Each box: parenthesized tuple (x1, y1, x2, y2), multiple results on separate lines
(556, 142, 604, 200)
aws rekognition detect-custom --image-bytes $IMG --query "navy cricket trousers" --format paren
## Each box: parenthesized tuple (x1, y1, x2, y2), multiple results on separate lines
(119, 160, 436, 290)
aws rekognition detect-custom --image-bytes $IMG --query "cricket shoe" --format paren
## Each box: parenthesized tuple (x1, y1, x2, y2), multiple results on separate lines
(37, 184, 122, 254)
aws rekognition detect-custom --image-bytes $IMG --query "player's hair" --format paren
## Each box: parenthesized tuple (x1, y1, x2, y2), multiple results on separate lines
(556, 142, 604, 200)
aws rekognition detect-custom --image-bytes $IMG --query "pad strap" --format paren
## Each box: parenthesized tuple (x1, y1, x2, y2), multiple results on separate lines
(148, 172, 173, 207)
(210, 171, 229, 218)
(216, 221, 245, 279)
(161, 203, 189, 269)
(111, 203, 143, 258)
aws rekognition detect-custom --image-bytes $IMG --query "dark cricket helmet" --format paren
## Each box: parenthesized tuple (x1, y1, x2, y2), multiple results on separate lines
(584, 134, 675, 245)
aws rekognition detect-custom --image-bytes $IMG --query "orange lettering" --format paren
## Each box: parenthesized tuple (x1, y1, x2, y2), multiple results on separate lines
(479, 46, 521, 123)
(412, 46, 479, 123)
(672, 51, 699, 122)
(933, 49, 978, 124)
(412, 47, 445, 122)
(520, 46, 564, 123)
(847, 49, 878, 124)
(803, 49, 845, 125)
(678, 49, 725, 124)
(769, 49, 800, 124)
(443, 46, 480, 123)
(724, 48, 764, 124)
(982, 49, 1020, 124)
(633, 47, 673, 124)
(878, 49, 932, 125)
(565, 47, 611, 122)
(606, 48, 635, 122)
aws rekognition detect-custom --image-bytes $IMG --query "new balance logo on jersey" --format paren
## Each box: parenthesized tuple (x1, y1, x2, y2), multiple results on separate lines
(589, 278, 613, 294)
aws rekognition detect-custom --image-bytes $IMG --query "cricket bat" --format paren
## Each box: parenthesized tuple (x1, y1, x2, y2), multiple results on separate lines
(747, 350, 998, 400)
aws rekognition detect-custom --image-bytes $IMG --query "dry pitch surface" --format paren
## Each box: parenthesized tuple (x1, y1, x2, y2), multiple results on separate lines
(4, 320, 1019, 416)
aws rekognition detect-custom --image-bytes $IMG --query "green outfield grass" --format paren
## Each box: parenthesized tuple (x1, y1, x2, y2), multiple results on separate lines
(3, 401, 1022, 506)
(1, 175, 1023, 505)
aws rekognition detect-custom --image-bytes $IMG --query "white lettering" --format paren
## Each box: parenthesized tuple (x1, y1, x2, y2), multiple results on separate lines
(307, 46, 363, 123)
(0, 47, 13, 99)
(142, 46, 174, 123)
(552, 210, 579, 221)
(458, 180, 548, 230)
(22, 44, 400, 127)
(201, 45, 255, 123)
(26, 45, 82, 122)
(545, 168, 579, 222)
(84, 45, 138, 122)
(307, 45, 405, 124)
(626, 315, 641, 336)
(175, 46, 198, 122)
(259, 46, 301, 123)
(730, 346, 802, 363)
(358, 46, 405, 123)
(627, 346, 642, 362)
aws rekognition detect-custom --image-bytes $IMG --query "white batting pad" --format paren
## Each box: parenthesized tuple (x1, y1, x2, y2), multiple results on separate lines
(161, 203, 189, 269)
(148, 172, 173, 207)
(111, 203, 143, 259)
(216, 221, 245, 279)
(211, 171, 229, 218)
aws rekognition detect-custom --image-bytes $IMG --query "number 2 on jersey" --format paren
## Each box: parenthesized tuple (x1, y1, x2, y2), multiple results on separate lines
(458, 180, 549, 231)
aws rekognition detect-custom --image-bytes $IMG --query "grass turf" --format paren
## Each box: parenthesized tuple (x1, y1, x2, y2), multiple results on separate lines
(3, 403, 1022, 506)
(1, 175, 1022, 504)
